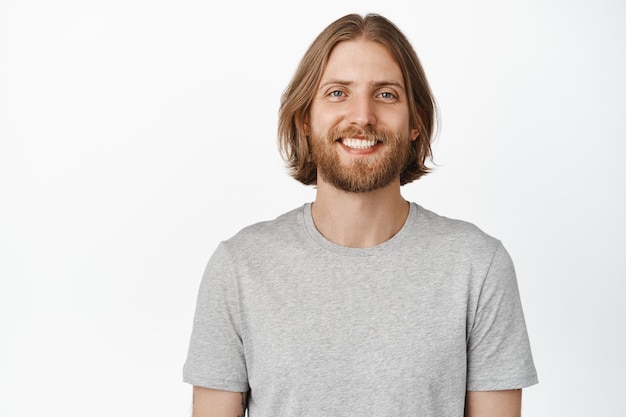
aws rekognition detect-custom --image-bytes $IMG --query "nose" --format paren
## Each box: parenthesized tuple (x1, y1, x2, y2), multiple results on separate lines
(347, 94, 377, 128)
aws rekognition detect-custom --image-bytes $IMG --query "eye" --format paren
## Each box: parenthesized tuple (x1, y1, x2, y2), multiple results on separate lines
(324, 88, 348, 102)
(378, 91, 396, 100)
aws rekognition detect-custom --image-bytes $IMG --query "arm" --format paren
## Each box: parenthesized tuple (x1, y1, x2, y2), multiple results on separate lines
(465, 389, 522, 417)
(192, 386, 248, 417)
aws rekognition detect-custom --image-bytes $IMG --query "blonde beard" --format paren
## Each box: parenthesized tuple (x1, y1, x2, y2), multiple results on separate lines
(310, 126, 410, 193)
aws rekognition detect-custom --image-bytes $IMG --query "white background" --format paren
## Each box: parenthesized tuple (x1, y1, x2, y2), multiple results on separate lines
(1, 0, 624, 415)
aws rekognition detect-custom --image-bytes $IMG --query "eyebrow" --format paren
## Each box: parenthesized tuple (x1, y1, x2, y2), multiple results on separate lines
(371, 80, 405, 89)
(318, 80, 406, 90)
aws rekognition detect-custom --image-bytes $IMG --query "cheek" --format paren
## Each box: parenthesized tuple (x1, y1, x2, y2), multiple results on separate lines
(379, 107, 410, 125)
(309, 103, 345, 129)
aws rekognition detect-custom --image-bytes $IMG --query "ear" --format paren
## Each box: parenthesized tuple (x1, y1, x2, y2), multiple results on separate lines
(299, 114, 311, 136)
(410, 128, 420, 142)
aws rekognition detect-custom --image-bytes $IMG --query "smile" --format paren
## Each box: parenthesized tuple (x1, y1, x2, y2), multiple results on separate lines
(340, 138, 378, 149)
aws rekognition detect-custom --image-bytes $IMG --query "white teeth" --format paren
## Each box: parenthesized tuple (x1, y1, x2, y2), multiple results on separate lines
(341, 138, 377, 149)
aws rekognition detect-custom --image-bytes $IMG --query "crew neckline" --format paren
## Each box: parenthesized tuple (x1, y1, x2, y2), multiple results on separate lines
(301, 202, 419, 257)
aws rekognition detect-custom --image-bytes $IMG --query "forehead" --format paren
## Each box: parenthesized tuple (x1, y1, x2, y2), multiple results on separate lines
(320, 39, 404, 84)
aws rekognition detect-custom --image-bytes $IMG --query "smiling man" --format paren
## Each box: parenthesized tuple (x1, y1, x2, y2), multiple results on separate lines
(183, 13, 538, 417)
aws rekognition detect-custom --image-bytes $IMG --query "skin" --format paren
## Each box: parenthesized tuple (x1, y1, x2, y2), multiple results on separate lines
(308, 39, 417, 196)
(466, 389, 522, 417)
(191, 38, 523, 416)
(192, 386, 247, 417)
(308, 39, 419, 248)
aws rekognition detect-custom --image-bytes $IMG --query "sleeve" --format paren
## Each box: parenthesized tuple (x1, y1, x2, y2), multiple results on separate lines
(466, 241, 538, 391)
(182, 242, 249, 392)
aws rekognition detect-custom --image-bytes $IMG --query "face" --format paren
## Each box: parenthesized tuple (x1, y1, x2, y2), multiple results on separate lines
(308, 39, 419, 193)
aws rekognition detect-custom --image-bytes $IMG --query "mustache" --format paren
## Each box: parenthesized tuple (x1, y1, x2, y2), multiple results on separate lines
(327, 126, 396, 142)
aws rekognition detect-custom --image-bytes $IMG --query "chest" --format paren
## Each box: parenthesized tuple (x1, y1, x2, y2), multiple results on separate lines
(238, 256, 472, 390)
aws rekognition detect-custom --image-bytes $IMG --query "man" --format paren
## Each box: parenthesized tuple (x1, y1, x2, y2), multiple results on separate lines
(184, 13, 537, 417)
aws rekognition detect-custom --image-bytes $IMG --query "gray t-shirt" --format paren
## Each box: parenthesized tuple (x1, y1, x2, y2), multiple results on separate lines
(183, 203, 538, 416)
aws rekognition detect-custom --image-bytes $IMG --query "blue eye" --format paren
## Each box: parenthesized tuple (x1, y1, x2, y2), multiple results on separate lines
(379, 91, 395, 99)
(330, 90, 344, 97)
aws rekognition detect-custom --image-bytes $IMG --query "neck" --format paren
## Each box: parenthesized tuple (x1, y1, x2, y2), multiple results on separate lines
(311, 178, 409, 248)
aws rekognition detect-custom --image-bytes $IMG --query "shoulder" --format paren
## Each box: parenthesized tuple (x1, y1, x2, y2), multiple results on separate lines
(411, 204, 518, 293)
(412, 204, 502, 257)
(202, 205, 306, 274)
(221, 204, 306, 251)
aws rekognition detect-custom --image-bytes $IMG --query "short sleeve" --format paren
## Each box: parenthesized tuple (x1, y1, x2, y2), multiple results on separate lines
(183, 243, 249, 391)
(466, 242, 538, 391)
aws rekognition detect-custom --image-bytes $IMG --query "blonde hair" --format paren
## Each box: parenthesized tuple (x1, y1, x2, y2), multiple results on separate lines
(278, 13, 438, 186)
